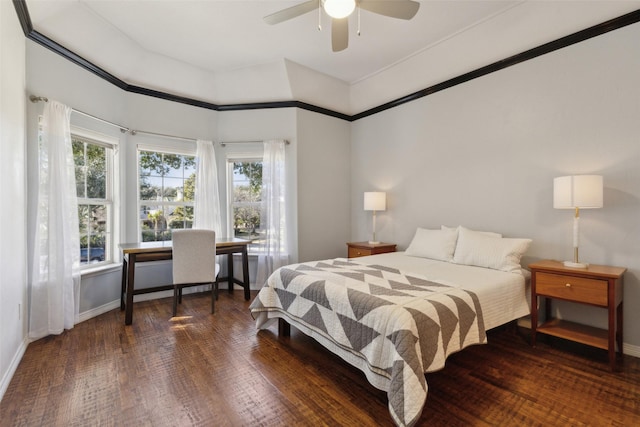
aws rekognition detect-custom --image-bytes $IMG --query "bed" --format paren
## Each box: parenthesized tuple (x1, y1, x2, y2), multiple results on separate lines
(249, 226, 531, 427)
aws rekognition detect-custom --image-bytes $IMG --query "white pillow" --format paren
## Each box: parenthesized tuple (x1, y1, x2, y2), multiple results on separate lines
(441, 225, 502, 238)
(452, 227, 531, 274)
(405, 227, 459, 262)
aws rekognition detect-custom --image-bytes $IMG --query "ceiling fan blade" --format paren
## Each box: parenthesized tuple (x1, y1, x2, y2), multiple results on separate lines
(264, 0, 319, 25)
(331, 18, 348, 52)
(359, 0, 420, 20)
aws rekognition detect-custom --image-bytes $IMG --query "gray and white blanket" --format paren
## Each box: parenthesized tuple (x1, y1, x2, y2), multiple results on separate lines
(249, 258, 486, 427)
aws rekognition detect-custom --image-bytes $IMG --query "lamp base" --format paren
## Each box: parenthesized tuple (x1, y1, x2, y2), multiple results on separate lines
(368, 240, 380, 245)
(563, 260, 589, 269)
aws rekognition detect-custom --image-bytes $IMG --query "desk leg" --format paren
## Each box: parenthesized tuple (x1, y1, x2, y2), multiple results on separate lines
(125, 253, 136, 325)
(242, 245, 250, 300)
(120, 256, 128, 311)
(227, 251, 234, 293)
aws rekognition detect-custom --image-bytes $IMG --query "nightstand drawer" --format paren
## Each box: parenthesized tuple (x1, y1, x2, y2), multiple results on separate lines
(536, 272, 608, 306)
(347, 242, 396, 258)
(348, 247, 373, 258)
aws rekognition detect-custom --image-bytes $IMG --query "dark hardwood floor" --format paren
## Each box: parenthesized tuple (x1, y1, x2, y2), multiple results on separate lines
(2, 290, 640, 426)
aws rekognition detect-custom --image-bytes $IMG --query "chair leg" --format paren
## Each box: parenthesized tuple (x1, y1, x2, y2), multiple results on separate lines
(211, 282, 218, 314)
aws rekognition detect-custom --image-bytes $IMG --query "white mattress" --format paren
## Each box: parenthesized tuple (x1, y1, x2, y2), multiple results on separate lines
(350, 251, 530, 330)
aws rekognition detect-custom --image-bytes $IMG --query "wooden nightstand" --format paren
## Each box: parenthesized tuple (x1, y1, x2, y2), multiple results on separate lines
(347, 242, 396, 258)
(529, 260, 626, 370)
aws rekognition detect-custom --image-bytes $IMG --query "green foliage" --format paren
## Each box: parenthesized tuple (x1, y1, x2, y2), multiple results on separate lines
(231, 161, 262, 237)
(73, 139, 106, 199)
(139, 151, 195, 176)
(233, 162, 262, 195)
(138, 150, 196, 241)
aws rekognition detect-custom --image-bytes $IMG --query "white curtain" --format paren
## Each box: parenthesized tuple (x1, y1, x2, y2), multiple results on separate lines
(29, 100, 80, 340)
(193, 139, 222, 232)
(257, 139, 289, 285)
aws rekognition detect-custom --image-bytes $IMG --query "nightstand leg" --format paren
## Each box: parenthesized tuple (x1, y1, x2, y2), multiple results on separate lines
(616, 301, 624, 356)
(530, 275, 538, 347)
(609, 300, 618, 371)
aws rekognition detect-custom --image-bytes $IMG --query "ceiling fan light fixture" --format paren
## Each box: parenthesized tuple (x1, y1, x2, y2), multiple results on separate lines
(323, 0, 356, 19)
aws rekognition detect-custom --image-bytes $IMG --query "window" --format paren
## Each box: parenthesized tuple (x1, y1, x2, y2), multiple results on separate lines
(138, 148, 196, 241)
(72, 131, 115, 267)
(228, 159, 263, 249)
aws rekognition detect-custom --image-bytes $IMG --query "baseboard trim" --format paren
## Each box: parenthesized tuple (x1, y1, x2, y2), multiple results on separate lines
(77, 300, 121, 323)
(0, 336, 29, 401)
(623, 343, 640, 359)
(76, 287, 216, 323)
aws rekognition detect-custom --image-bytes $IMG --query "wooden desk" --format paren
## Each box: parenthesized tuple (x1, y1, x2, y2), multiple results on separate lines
(119, 237, 251, 325)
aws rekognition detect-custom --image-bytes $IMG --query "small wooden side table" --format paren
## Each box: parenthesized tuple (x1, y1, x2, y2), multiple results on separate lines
(347, 241, 396, 258)
(529, 259, 626, 370)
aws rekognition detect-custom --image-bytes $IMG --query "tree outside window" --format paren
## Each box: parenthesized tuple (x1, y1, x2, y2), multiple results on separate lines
(138, 150, 196, 241)
(230, 160, 263, 246)
(73, 136, 112, 266)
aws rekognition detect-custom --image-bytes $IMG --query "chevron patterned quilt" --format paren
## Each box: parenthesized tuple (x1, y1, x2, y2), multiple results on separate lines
(249, 258, 487, 427)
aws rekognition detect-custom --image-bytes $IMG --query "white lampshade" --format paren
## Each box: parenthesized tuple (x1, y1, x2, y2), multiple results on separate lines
(323, 0, 356, 19)
(553, 175, 603, 209)
(364, 192, 386, 211)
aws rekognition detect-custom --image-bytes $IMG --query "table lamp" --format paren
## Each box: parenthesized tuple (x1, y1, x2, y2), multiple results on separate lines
(553, 175, 603, 268)
(364, 192, 386, 244)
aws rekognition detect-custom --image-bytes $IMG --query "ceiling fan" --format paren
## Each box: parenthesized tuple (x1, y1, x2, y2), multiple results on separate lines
(264, 0, 420, 52)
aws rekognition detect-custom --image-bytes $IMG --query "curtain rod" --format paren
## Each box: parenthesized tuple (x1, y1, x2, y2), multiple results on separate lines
(30, 95, 288, 146)
(30, 95, 198, 142)
(220, 140, 290, 147)
(29, 95, 130, 133)
(128, 129, 197, 143)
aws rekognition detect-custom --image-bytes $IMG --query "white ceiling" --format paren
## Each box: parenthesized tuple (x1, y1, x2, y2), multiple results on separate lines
(25, 0, 640, 113)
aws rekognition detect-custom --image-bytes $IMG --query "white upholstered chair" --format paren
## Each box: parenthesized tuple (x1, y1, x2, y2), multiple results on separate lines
(171, 229, 221, 316)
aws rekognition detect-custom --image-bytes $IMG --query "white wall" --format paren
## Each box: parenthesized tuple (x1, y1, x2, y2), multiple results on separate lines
(351, 22, 640, 352)
(0, 0, 28, 399)
(296, 109, 351, 261)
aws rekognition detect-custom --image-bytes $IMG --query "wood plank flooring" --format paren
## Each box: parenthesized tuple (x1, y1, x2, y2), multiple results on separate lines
(2, 290, 640, 426)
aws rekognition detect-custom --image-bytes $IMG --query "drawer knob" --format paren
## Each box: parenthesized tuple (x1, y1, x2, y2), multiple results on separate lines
(566, 283, 572, 288)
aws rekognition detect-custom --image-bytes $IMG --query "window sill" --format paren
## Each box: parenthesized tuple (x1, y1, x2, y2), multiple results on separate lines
(80, 262, 122, 278)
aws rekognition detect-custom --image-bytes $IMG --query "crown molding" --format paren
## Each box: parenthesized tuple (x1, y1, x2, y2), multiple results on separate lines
(12, 0, 640, 122)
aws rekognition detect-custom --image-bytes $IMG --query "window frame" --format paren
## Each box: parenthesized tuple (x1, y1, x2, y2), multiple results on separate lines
(226, 154, 264, 252)
(136, 144, 197, 242)
(71, 126, 119, 270)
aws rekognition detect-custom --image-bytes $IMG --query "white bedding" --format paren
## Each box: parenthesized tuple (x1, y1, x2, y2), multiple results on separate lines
(350, 251, 530, 330)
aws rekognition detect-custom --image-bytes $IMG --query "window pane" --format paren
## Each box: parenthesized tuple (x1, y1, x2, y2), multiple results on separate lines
(78, 204, 90, 237)
(183, 172, 196, 202)
(141, 206, 166, 242)
(162, 177, 182, 201)
(163, 154, 184, 178)
(78, 203, 109, 265)
(86, 144, 106, 199)
(140, 176, 162, 201)
(138, 150, 195, 241)
(168, 206, 193, 230)
(89, 204, 107, 234)
(73, 140, 86, 198)
(139, 151, 164, 178)
(232, 205, 261, 239)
